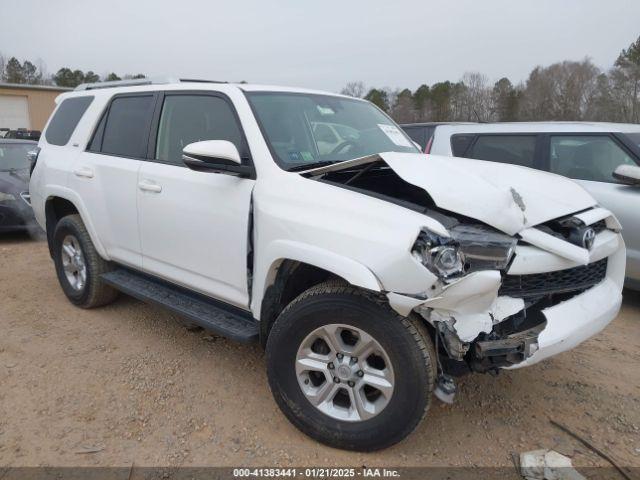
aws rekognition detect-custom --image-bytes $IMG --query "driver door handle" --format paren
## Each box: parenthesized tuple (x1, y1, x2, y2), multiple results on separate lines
(138, 180, 162, 193)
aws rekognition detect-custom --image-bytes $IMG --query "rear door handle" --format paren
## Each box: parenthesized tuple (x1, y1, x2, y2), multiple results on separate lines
(73, 167, 94, 179)
(138, 180, 162, 193)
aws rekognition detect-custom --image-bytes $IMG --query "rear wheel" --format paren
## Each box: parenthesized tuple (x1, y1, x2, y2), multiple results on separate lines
(52, 214, 118, 308)
(266, 281, 436, 451)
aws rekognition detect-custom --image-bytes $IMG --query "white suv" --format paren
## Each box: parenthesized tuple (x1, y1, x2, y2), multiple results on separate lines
(30, 79, 625, 451)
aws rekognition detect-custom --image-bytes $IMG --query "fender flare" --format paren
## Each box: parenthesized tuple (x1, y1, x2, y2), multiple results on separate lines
(44, 185, 110, 259)
(251, 239, 382, 318)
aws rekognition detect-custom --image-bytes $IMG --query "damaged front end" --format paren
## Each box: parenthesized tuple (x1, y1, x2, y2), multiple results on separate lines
(389, 208, 623, 376)
(301, 152, 624, 377)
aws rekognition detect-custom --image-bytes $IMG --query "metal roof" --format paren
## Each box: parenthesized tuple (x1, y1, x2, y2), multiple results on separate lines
(0, 82, 71, 92)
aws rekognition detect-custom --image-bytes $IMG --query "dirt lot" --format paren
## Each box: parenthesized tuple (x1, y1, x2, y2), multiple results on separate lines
(1, 233, 639, 469)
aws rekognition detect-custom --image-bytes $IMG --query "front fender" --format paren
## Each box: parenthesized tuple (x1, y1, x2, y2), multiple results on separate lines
(251, 239, 382, 318)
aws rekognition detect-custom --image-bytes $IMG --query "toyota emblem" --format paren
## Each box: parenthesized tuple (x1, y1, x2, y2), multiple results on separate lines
(582, 228, 596, 250)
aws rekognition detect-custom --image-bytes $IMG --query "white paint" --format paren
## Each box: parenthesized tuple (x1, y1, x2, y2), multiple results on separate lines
(305, 152, 596, 236)
(183, 140, 241, 164)
(508, 229, 621, 275)
(519, 227, 590, 265)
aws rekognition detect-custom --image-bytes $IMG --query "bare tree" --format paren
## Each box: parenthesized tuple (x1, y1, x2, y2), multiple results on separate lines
(520, 59, 600, 121)
(340, 81, 366, 98)
(460, 72, 493, 121)
(389, 88, 416, 123)
(36, 58, 52, 85)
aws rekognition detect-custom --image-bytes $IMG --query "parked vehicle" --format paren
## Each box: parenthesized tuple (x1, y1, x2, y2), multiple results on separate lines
(30, 80, 625, 451)
(0, 139, 37, 232)
(414, 122, 640, 290)
(400, 122, 476, 152)
(2, 128, 41, 141)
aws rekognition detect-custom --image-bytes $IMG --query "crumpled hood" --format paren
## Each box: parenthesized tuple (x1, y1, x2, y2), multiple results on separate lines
(305, 152, 597, 236)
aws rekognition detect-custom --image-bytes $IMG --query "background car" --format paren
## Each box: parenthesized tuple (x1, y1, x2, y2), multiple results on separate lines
(2, 128, 42, 141)
(411, 122, 640, 289)
(0, 139, 37, 233)
(400, 122, 476, 153)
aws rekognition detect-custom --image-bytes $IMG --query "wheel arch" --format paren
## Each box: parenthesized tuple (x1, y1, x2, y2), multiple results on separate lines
(253, 241, 383, 347)
(44, 190, 108, 259)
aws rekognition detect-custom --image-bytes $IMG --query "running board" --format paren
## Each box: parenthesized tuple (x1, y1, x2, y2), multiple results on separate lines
(101, 269, 258, 343)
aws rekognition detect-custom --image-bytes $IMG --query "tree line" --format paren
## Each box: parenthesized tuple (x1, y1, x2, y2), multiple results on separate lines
(0, 54, 145, 88)
(2, 34, 639, 123)
(342, 34, 640, 124)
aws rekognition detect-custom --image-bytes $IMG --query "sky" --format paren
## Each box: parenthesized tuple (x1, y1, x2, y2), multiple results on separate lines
(1, 0, 639, 93)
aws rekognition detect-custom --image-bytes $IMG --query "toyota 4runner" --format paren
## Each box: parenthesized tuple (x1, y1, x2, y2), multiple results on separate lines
(29, 78, 625, 451)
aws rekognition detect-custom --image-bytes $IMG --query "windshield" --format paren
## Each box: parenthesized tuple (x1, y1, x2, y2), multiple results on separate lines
(246, 92, 419, 170)
(627, 132, 640, 148)
(0, 144, 33, 171)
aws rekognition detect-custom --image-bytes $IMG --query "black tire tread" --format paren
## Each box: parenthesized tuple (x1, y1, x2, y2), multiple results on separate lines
(54, 214, 119, 308)
(266, 280, 436, 451)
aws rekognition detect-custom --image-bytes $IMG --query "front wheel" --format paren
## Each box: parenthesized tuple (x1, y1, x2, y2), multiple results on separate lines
(266, 282, 436, 451)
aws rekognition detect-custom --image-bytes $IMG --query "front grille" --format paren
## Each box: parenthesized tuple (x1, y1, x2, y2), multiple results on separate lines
(591, 219, 607, 234)
(499, 258, 608, 298)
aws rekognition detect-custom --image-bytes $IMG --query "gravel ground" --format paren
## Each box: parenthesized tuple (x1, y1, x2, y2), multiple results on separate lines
(0, 233, 639, 469)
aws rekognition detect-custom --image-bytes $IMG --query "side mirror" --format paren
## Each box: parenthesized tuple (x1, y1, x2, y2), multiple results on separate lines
(613, 164, 640, 185)
(182, 140, 253, 177)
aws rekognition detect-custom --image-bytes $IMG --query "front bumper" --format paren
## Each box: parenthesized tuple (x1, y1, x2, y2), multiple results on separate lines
(0, 197, 35, 232)
(506, 277, 621, 368)
(387, 224, 625, 371)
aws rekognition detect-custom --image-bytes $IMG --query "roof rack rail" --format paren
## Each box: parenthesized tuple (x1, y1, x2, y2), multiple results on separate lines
(75, 77, 177, 91)
(179, 78, 227, 84)
(75, 77, 229, 91)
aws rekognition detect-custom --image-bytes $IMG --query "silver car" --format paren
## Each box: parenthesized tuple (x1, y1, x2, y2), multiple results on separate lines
(414, 122, 640, 289)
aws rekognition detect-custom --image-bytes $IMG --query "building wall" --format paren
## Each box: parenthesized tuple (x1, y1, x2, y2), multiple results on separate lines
(0, 85, 69, 131)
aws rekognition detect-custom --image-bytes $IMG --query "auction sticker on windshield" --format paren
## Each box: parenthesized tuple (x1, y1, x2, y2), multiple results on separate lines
(378, 124, 413, 148)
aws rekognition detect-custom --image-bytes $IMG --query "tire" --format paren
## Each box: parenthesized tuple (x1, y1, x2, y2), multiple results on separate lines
(52, 214, 118, 308)
(266, 281, 436, 451)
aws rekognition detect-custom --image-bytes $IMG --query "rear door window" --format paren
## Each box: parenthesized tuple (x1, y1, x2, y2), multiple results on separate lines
(450, 134, 476, 156)
(45, 96, 94, 146)
(100, 95, 156, 158)
(549, 135, 639, 183)
(466, 135, 537, 168)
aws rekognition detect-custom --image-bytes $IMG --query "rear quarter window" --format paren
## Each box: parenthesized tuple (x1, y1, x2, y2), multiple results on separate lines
(45, 96, 94, 146)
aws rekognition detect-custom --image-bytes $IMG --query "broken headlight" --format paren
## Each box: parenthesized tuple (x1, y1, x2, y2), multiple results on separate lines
(412, 230, 465, 279)
(412, 225, 517, 279)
